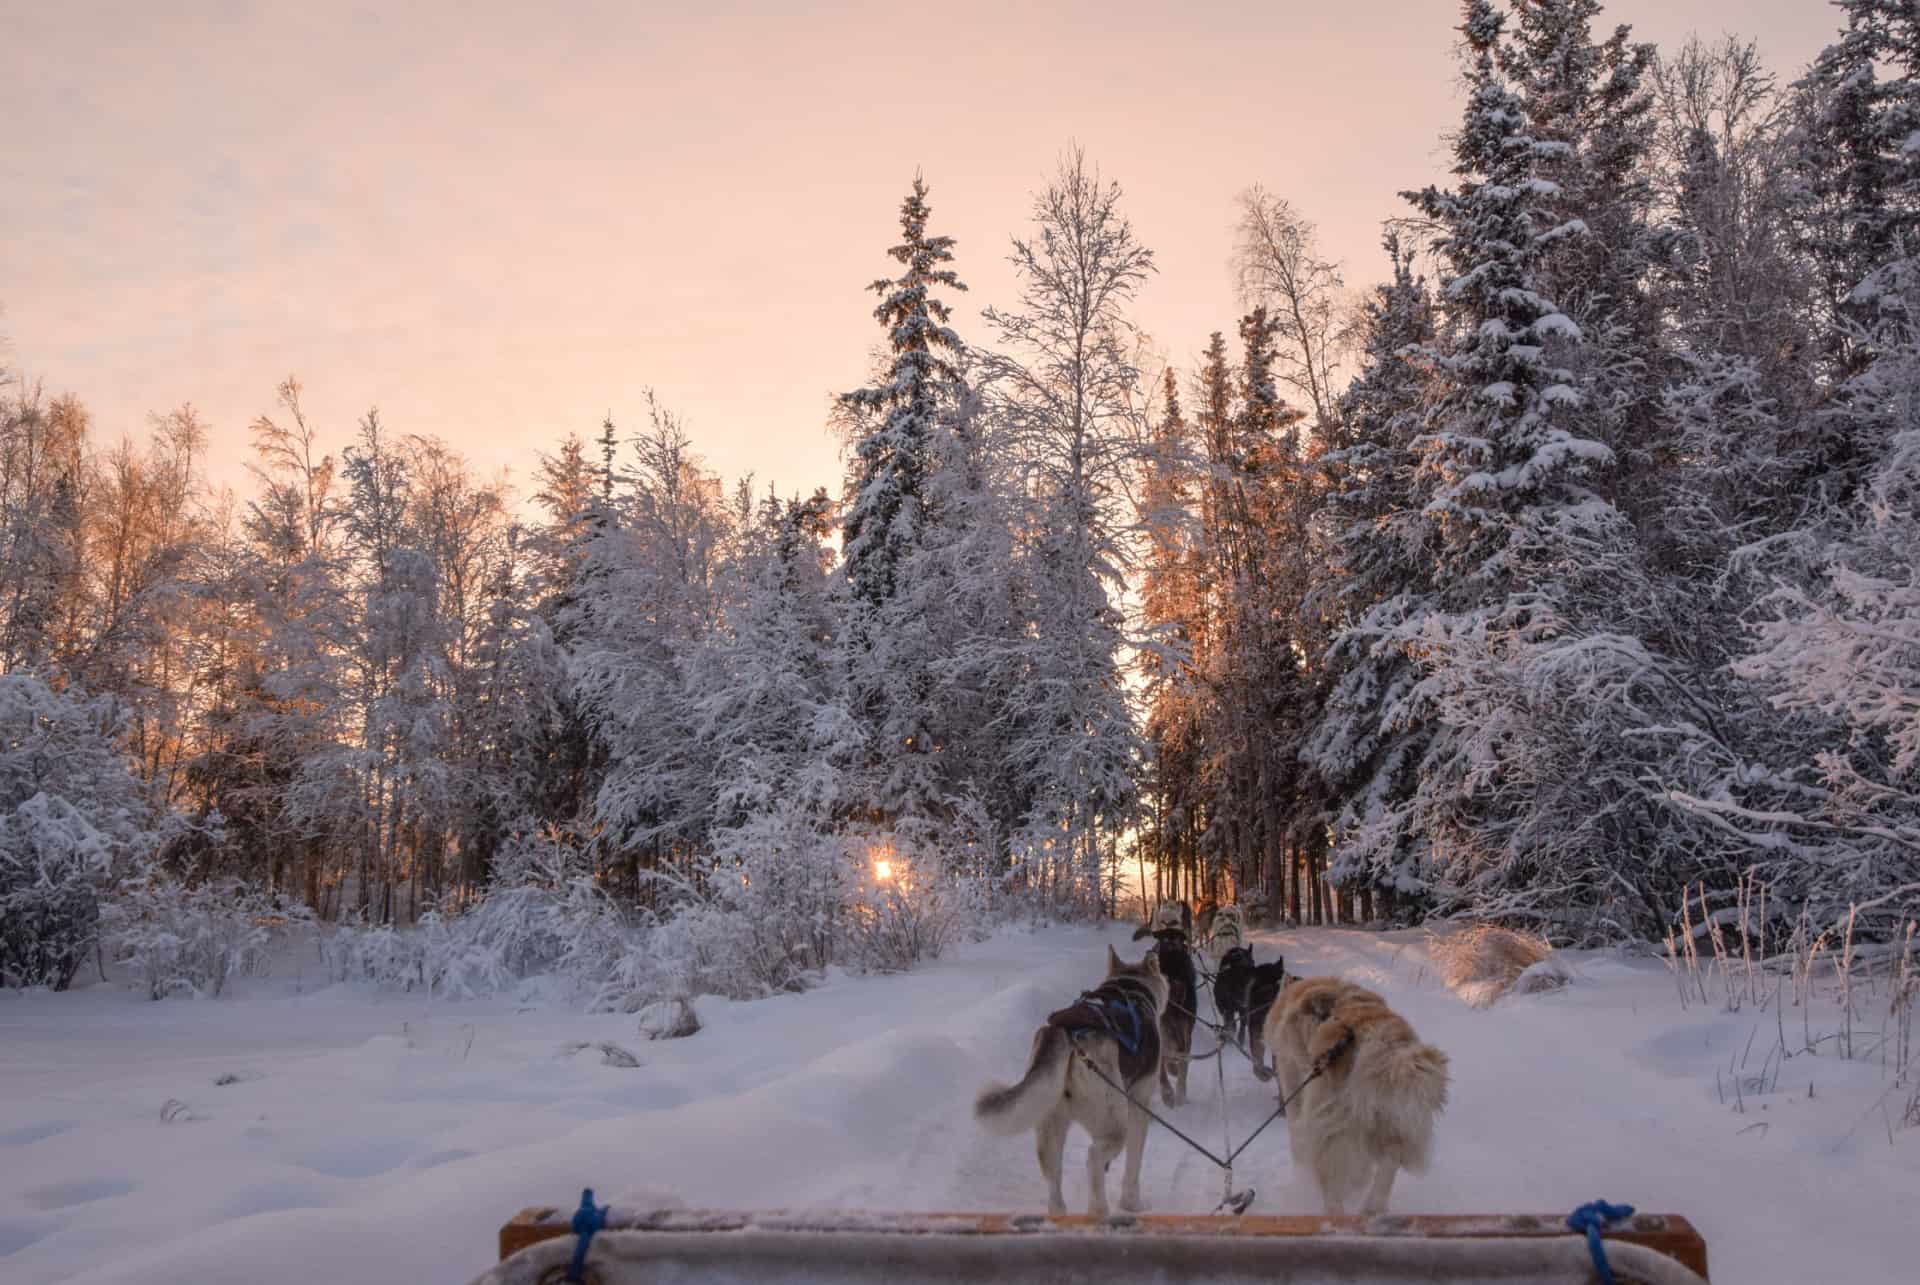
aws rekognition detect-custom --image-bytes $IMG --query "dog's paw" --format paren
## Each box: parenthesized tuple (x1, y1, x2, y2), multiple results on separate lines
(1119, 1190, 1148, 1213)
(1252, 1063, 1275, 1082)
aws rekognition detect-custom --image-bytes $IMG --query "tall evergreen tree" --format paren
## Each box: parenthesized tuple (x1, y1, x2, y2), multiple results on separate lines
(1385, 0, 1665, 934)
(840, 176, 967, 613)
(1498, 0, 1664, 513)
(835, 176, 969, 856)
(1307, 236, 1439, 908)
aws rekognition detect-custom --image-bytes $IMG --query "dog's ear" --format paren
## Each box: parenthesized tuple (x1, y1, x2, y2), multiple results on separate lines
(1143, 950, 1162, 976)
(1107, 944, 1122, 974)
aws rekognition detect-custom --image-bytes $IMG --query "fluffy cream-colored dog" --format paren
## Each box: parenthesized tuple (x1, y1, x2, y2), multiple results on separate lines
(1263, 976, 1449, 1215)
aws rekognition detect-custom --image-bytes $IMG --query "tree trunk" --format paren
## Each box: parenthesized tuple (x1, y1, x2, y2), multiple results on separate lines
(1288, 845, 1302, 924)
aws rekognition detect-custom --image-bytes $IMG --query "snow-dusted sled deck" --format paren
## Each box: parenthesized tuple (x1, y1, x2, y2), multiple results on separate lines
(480, 1206, 1711, 1283)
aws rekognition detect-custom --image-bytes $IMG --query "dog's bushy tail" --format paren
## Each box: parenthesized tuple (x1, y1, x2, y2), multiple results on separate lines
(974, 1025, 1070, 1137)
(1380, 1040, 1451, 1174)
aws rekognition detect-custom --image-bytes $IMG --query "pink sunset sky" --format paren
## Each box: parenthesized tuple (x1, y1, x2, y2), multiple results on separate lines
(5, 0, 1844, 502)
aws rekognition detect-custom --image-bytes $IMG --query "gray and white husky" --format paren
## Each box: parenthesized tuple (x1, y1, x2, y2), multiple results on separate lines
(1206, 903, 1248, 966)
(973, 946, 1169, 1217)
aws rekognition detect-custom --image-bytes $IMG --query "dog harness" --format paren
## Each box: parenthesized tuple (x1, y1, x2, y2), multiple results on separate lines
(1047, 976, 1161, 1084)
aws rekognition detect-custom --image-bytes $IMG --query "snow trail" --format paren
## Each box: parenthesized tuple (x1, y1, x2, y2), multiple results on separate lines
(0, 923, 1911, 1282)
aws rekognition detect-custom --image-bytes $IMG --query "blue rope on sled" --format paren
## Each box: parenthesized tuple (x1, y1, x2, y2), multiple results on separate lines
(1567, 1199, 1635, 1285)
(567, 1187, 609, 1283)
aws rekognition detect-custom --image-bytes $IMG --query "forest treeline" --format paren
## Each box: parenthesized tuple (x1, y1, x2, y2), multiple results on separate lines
(6, 1, 1918, 995)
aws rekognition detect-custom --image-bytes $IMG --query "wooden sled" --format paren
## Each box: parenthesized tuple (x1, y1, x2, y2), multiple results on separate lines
(480, 1206, 1711, 1284)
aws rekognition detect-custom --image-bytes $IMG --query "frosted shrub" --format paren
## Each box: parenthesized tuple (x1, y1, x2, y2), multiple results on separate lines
(0, 674, 149, 991)
(104, 868, 284, 1000)
(428, 874, 629, 1000)
(843, 869, 993, 974)
(320, 918, 423, 989)
(413, 907, 511, 1000)
(600, 901, 747, 1008)
(684, 820, 854, 996)
(0, 793, 112, 989)
(320, 826, 634, 1000)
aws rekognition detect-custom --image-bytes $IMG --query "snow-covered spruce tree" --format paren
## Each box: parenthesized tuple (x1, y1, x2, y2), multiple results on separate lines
(1791, 1, 1920, 392)
(1497, 0, 1663, 501)
(1466, 2, 1821, 933)
(836, 175, 969, 861)
(0, 672, 149, 988)
(1389, 0, 1675, 938)
(1306, 235, 1439, 913)
(981, 149, 1151, 910)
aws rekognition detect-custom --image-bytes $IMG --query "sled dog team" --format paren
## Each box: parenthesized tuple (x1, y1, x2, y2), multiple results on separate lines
(973, 899, 1450, 1218)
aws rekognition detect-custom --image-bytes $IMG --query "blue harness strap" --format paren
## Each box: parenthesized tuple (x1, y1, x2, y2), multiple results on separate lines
(1061, 974, 1160, 1056)
(566, 1187, 609, 1283)
(1076, 987, 1144, 1055)
(1567, 1199, 1635, 1285)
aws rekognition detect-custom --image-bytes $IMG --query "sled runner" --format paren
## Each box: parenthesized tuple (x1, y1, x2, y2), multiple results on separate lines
(480, 1205, 1711, 1284)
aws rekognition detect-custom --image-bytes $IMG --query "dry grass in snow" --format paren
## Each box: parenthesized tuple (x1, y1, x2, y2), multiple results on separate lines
(1429, 923, 1567, 1008)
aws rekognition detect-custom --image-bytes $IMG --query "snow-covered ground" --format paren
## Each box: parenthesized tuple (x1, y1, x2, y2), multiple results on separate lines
(1, 923, 1913, 1283)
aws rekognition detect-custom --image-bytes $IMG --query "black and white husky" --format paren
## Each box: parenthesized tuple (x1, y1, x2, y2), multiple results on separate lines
(973, 946, 1170, 1217)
